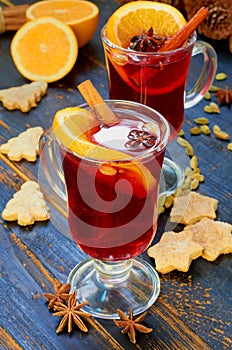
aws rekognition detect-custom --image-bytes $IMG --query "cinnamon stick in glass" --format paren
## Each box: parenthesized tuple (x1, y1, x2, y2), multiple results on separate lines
(159, 7, 209, 52)
(77, 80, 119, 126)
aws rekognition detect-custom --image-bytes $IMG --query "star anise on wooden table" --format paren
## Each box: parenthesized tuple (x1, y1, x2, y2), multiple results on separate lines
(113, 308, 153, 344)
(53, 289, 92, 333)
(43, 281, 71, 309)
(214, 85, 232, 106)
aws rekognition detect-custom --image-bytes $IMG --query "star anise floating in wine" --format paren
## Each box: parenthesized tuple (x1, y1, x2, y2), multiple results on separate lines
(43, 281, 71, 309)
(113, 308, 153, 344)
(129, 27, 167, 52)
(126, 129, 157, 149)
(53, 290, 92, 333)
(214, 85, 232, 106)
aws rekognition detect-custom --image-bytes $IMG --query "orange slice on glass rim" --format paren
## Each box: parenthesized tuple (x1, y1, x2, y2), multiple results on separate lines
(106, 0, 186, 48)
(52, 106, 156, 195)
(11, 17, 78, 83)
(52, 106, 127, 160)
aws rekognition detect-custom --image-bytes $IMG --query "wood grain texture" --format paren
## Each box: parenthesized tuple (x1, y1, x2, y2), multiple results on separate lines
(0, 0, 231, 349)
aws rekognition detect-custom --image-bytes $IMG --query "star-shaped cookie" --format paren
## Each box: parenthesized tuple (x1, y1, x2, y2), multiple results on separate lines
(0, 126, 43, 161)
(170, 192, 218, 225)
(2, 181, 50, 226)
(184, 218, 232, 261)
(147, 230, 203, 273)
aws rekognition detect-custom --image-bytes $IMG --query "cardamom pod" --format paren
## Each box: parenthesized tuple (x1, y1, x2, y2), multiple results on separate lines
(204, 91, 211, 100)
(194, 117, 209, 125)
(213, 125, 220, 132)
(208, 85, 219, 92)
(191, 178, 199, 190)
(189, 126, 201, 135)
(214, 130, 230, 141)
(182, 177, 191, 190)
(191, 168, 200, 175)
(186, 143, 194, 156)
(200, 125, 211, 135)
(191, 173, 204, 182)
(185, 167, 192, 177)
(215, 72, 227, 81)
(204, 102, 220, 114)
(177, 136, 188, 147)
(190, 155, 198, 170)
(178, 129, 185, 137)
(213, 125, 230, 140)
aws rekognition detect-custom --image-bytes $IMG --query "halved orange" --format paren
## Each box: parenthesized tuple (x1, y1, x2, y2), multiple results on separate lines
(11, 17, 78, 83)
(106, 1, 186, 48)
(52, 106, 156, 195)
(26, 0, 99, 48)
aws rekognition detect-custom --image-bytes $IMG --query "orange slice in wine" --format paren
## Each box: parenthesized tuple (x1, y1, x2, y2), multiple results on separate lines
(106, 1, 186, 48)
(52, 106, 156, 196)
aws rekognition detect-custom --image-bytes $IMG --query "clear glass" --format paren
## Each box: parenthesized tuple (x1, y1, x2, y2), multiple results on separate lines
(101, 26, 217, 196)
(39, 100, 169, 319)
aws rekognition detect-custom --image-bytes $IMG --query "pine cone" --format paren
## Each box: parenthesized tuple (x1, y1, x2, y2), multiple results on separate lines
(183, 0, 232, 40)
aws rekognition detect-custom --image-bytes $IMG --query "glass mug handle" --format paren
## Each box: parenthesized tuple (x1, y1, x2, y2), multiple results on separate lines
(39, 128, 66, 201)
(184, 40, 217, 109)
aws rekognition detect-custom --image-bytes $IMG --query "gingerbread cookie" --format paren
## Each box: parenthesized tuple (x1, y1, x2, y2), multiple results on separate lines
(170, 192, 218, 225)
(147, 230, 203, 273)
(184, 218, 232, 261)
(0, 81, 47, 112)
(2, 181, 50, 226)
(0, 126, 43, 161)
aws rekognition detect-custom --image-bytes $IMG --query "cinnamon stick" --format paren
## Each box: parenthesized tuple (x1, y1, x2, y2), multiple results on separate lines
(77, 80, 119, 126)
(3, 4, 29, 17)
(158, 7, 209, 52)
(1, 4, 28, 31)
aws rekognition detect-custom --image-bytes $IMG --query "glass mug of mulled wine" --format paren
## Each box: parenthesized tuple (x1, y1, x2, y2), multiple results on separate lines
(101, 27, 217, 196)
(39, 100, 170, 319)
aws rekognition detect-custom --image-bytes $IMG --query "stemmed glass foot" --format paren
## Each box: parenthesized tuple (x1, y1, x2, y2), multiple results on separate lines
(67, 257, 160, 319)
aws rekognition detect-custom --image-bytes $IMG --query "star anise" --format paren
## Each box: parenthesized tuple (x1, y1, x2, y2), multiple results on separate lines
(43, 281, 71, 309)
(53, 289, 92, 333)
(214, 85, 232, 106)
(126, 129, 157, 149)
(129, 27, 167, 52)
(113, 308, 153, 344)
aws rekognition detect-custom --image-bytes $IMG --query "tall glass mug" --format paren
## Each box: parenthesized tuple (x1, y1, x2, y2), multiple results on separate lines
(39, 100, 170, 319)
(101, 26, 217, 195)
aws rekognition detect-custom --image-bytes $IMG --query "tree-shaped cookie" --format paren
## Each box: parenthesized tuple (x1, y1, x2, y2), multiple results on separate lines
(2, 181, 50, 226)
(0, 81, 47, 112)
(0, 126, 43, 161)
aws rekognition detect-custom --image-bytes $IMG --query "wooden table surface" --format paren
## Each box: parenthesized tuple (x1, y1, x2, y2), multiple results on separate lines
(0, 1, 231, 349)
